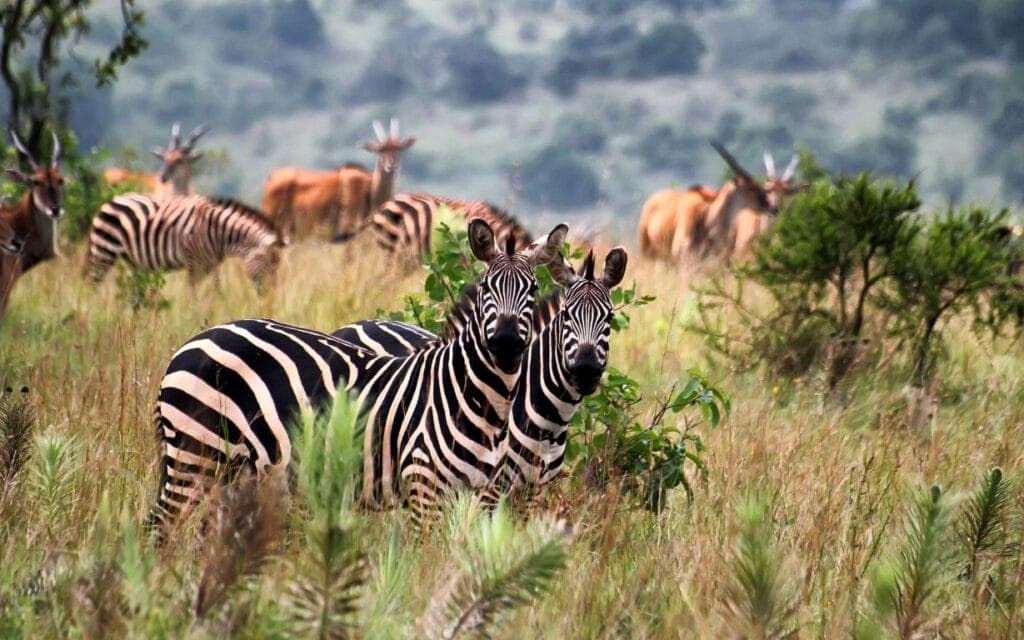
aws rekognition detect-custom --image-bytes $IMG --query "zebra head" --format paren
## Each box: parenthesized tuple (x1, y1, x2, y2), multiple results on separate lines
(468, 219, 567, 374)
(548, 247, 628, 395)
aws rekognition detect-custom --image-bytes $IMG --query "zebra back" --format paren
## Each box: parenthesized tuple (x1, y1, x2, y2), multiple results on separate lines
(87, 194, 283, 287)
(371, 192, 532, 260)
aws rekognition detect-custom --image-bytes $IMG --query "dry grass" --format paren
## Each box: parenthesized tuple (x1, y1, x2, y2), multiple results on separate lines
(1, 232, 1022, 638)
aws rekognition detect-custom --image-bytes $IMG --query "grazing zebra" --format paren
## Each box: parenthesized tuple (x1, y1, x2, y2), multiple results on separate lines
(333, 246, 628, 496)
(148, 220, 568, 536)
(86, 194, 285, 289)
(371, 192, 532, 261)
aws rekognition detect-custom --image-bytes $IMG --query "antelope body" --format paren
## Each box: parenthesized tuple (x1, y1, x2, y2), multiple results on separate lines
(103, 123, 208, 197)
(262, 119, 415, 242)
(685, 142, 805, 265)
(1, 131, 65, 319)
(637, 184, 718, 262)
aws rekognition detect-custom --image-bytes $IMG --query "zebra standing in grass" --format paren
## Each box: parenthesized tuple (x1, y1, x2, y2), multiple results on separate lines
(371, 192, 533, 261)
(334, 246, 628, 496)
(148, 221, 567, 535)
(87, 194, 285, 289)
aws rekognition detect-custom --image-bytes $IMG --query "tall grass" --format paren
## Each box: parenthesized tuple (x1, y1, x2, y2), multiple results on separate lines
(0, 235, 1022, 637)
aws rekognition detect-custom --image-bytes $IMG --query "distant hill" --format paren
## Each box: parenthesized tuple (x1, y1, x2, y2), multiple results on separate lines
(54, 0, 1024, 234)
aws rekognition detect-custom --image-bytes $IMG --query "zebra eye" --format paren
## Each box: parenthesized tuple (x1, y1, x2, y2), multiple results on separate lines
(528, 284, 538, 295)
(606, 311, 615, 322)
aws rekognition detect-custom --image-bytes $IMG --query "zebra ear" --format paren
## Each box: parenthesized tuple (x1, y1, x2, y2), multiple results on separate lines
(547, 253, 577, 286)
(527, 223, 568, 266)
(601, 247, 628, 289)
(468, 219, 498, 263)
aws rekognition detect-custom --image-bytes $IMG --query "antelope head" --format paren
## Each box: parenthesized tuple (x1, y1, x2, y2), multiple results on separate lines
(6, 130, 66, 220)
(710, 141, 807, 215)
(152, 122, 209, 185)
(362, 118, 416, 174)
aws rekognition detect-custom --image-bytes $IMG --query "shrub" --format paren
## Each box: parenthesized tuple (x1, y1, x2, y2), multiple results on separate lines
(442, 32, 523, 104)
(692, 169, 922, 384)
(568, 368, 727, 512)
(694, 159, 1024, 391)
(634, 124, 703, 175)
(269, 0, 326, 50)
(621, 21, 706, 78)
(516, 145, 600, 209)
(879, 206, 1018, 385)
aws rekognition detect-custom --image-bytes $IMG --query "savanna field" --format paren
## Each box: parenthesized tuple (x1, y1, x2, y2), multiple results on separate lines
(3, 0, 1024, 638)
(1, 225, 1022, 638)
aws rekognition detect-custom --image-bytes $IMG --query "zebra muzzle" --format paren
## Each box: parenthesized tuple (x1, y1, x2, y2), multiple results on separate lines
(487, 319, 526, 373)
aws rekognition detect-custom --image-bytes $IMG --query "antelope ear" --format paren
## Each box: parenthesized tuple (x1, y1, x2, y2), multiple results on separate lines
(601, 247, 628, 289)
(528, 223, 569, 266)
(151, 148, 165, 159)
(4, 168, 29, 184)
(188, 150, 204, 162)
(468, 219, 498, 263)
(401, 136, 417, 149)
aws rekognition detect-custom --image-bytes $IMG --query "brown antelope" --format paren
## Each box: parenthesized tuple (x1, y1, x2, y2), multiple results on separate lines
(102, 122, 209, 197)
(261, 119, 415, 242)
(1, 130, 65, 319)
(637, 184, 718, 262)
(694, 142, 805, 264)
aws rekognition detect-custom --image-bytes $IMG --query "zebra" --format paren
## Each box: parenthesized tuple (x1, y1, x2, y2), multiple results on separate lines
(86, 194, 285, 289)
(333, 246, 628, 497)
(371, 192, 533, 261)
(148, 220, 568, 536)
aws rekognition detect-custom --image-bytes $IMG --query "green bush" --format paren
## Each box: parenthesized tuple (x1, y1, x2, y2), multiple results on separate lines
(693, 169, 921, 383)
(517, 145, 600, 209)
(693, 161, 1024, 390)
(879, 206, 1019, 385)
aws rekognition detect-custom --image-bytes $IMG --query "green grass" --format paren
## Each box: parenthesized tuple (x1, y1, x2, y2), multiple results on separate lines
(1, 230, 1022, 637)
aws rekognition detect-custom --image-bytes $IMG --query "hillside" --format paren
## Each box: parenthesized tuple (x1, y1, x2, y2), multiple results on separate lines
(54, 0, 1024, 234)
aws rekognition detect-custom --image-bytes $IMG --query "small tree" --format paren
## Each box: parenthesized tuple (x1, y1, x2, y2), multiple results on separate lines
(1, 1, 146, 162)
(694, 171, 921, 384)
(879, 206, 1018, 386)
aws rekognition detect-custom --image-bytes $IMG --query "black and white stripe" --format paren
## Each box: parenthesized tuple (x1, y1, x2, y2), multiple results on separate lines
(87, 194, 284, 287)
(333, 247, 628, 496)
(148, 221, 567, 535)
(371, 192, 533, 260)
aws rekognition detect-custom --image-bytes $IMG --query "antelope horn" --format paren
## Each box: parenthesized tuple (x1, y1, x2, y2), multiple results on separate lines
(709, 140, 753, 183)
(372, 120, 387, 142)
(9, 129, 39, 169)
(170, 122, 181, 149)
(390, 117, 399, 139)
(50, 130, 61, 167)
(184, 123, 210, 149)
(763, 150, 776, 178)
(782, 154, 799, 181)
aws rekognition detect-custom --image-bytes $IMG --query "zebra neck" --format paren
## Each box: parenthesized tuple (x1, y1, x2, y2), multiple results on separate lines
(513, 316, 582, 438)
(503, 317, 581, 487)
(449, 314, 519, 430)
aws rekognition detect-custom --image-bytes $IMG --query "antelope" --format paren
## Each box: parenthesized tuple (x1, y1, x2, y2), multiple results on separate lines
(637, 184, 718, 262)
(102, 122, 209, 197)
(1, 130, 65, 319)
(693, 142, 805, 264)
(261, 119, 415, 242)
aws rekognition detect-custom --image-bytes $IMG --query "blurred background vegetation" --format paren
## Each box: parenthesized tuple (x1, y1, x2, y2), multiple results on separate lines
(3, 0, 1023, 234)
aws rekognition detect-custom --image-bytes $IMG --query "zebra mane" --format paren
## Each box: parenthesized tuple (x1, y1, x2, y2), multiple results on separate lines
(439, 282, 563, 341)
(485, 203, 533, 245)
(206, 197, 277, 229)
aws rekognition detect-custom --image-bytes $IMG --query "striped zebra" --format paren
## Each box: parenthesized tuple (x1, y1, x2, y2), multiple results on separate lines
(371, 192, 532, 261)
(148, 220, 568, 536)
(333, 246, 628, 496)
(87, 194, 285, 289)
